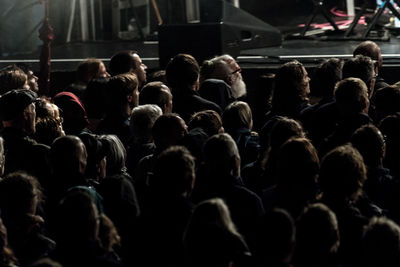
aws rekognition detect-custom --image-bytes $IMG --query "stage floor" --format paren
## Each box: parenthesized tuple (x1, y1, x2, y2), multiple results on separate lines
(2, 27, 400, 81)
(2, 32, 400, 70)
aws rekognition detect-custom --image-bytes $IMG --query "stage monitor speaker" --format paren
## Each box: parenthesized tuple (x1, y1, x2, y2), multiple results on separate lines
(158, 0, 282, 68)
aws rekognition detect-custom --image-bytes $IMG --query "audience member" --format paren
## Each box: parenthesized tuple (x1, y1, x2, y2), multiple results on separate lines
(65, 58, 110, 100)
(319, 77, 371, 155)
(188, 109, 223, 136)
(379, 115, 400, 180)
(360, 217, 400, 267)
(46, 135, 92, 220)
(253, 209, 295, 267)
(83, 78, 109, 133)
(258, 117, 306, 190)
(200, 54, 247, 101)
(134, 113, 188, 204)
(109, 50, 147, 87)
(312, 55, 375, 146)
(319, 144, 369, 265)
(222, 101, 259, 167)
(353, 40, 388, 91)
(96, 73, 139, 145)
(98, 214, 121, 262)
(374, 84, 400, 124)
(0, 89, 51, 184)
(165, 53, 222, 122)
(0, 172, 55, 265)
(262, 137, 320, 219)
(300, 58, 343, 140)
(294, 203, 340, 267)
(53, 91, 89, 135)
(266, 60, 310, 120)
(146, 70, 167, 84)
(78, 133, 107, 184)
(0, 217, 18, 267)
(139, 81, 173, 113)
(0, 65, 29, 94)
(351, 125, 395, 214)
(15, 63, 39, 93)
(183, 198, 251, 267)
(51, 190, 121, 267)
(181, 110, 223, 163)
(126, 104, 162, 176)
(135, 146, 195, 267)
(96, 134, 140, 265)
(33, 97, 65, 145)
(193, 133, 264, 245)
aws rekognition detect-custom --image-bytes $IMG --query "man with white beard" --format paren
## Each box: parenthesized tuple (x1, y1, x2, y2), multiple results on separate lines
(199, 54, 247, 110)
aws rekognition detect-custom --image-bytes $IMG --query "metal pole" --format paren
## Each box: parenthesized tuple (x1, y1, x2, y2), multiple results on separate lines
(38, 0, 54, 96)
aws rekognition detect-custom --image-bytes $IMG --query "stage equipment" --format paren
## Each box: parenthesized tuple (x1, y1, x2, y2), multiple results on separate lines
(300, 0, 340, 37)
(346, 0, 400, 39)
(158, 0, 282, 67)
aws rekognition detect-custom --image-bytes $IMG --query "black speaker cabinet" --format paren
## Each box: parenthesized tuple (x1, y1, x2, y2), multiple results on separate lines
(158, 0, 282, 68)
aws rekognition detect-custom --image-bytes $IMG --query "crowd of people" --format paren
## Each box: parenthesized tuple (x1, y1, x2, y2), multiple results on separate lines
(0, 40, 399, 267)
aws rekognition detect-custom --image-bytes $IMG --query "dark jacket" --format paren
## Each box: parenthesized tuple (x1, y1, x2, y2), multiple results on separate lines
(173, 90, 222, 123)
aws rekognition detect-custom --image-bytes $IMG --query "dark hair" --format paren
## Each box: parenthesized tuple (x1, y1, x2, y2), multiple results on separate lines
(139, 81, 171, 110)
(0, 65, 27, 94)
(109, 50, 138, 76)
(152, 113, 186, 149)
(34, 117, 64, 146)
(79, 133, 107, 179)
(272, 60, 309, 116)
(295, 203, 339, 264)
(319, 144, 367, 201)
(55, 190, 99, 244)
(189, 110, 223, 136)
(0, 171, 42, 217)
(166, 54, 200, 92)
(310, 58, 343, 99)
(353, 41, 381, 63)
(106, 73, 138, 111)
(277, 137, 319, 189)
(334, 77, 369, 113)
(76, 58, 104, 83)
(50, 135, 86, 174)
(361, 217, 400, 267)
(222, 101, 253, 133)
(374, 85, 400, 122)
(343, 55, 375, 91)
(83, 78, 109, 119)
(152, 146, 195, 195)
(351, 124, 385, 167)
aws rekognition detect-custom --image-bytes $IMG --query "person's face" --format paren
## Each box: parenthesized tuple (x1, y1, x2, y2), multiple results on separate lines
(225, 56, 240, 72)
(301, 66, 311, 97)
(26, 71, 39, 92)
(24, 103, 36, 135)
(97, 62, 111, 78)
(132, 53, 147, 86)
(175, 117, 188, 142)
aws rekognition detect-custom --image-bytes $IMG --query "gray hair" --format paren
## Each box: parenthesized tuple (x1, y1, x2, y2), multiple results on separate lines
(130, 104, 162, 143)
